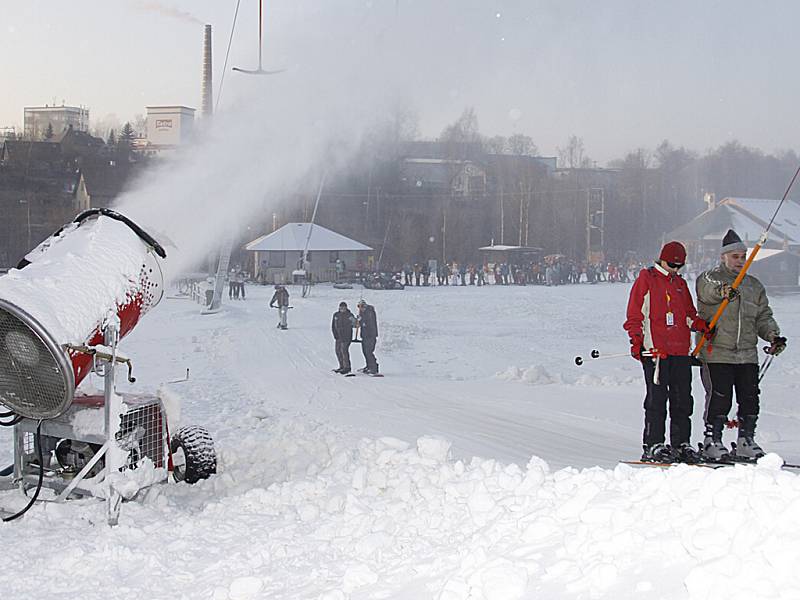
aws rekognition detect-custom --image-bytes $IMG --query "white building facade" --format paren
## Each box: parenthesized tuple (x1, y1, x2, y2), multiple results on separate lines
(145, 106, 195, 147)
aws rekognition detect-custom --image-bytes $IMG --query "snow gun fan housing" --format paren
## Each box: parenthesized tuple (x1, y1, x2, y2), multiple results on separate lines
(0, 209, 167, 420)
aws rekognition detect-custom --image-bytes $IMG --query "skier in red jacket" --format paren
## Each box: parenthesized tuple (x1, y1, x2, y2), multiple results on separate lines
(624, 241, 710, 463)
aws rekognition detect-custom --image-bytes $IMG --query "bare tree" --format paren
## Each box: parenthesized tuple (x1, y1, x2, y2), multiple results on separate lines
(508, 133, 537, 156)
(485, 135, 507, 154)
(557, 134, 592, 168)
(440, 107, 482, 146)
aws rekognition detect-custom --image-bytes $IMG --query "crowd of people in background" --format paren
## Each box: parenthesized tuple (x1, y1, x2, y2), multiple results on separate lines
(363, 257, 671, 288)
(230, 254, 723, 291)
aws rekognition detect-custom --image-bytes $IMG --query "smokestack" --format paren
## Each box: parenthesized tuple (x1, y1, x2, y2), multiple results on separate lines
(202, 24, 213, 118)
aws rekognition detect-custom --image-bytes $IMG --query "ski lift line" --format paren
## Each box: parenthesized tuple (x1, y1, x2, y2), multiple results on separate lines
(216, 0, 243, 112)
(692, 163, 800, 357)
(376, 211, 393, 272)
(301, 172, 327, 264)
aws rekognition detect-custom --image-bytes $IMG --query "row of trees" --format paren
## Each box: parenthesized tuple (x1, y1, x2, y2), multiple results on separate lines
(262, 106, 800, 266)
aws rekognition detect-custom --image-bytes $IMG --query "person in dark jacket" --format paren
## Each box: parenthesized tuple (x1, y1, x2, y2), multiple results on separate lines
(624, 241, 710, 463)
(269, 284, 290, 330)
(356, 300, 379, 374)
(332, 302, 356, 374)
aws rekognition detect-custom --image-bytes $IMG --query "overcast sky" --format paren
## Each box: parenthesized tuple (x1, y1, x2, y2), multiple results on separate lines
(2, 0, 799, 164)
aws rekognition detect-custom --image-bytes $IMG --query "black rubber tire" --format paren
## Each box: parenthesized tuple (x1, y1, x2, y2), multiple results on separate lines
(170, 425, 217, 484)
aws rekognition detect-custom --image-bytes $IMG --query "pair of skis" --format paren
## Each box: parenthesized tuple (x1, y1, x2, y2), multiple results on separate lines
(623, 459, 800, 470)
(332, 369, 384, 378)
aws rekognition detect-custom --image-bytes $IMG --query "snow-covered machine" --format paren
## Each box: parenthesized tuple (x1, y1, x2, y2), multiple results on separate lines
(0, 209, 216, 524)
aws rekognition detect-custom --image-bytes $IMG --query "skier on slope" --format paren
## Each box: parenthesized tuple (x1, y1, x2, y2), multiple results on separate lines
(696, 229, 786, 461)
(269, 284, 290, 330)
(624, 241, 711, 463)
(332, 301, 356, 375)
(356, 299, 379, 375)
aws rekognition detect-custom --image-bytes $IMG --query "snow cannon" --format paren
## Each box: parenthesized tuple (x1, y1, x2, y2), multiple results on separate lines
(0, 209, 215, 525)
(0, 209, 166, 420)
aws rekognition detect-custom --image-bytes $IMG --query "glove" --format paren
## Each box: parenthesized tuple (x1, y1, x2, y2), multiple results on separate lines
(766, 336, 787, 356)
(691, 318, 711, 334)
(629, 335, 644, 361)
(721, 284, 740, 302)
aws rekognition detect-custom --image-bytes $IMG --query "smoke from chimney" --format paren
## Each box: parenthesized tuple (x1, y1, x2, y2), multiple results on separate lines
(130, 1, 203, 25)
(202, 24, 213, 119)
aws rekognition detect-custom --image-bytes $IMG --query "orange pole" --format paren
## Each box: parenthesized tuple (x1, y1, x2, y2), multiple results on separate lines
(692, 237, 764, 356)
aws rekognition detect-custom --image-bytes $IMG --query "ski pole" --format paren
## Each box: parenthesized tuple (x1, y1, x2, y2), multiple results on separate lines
(758, 354, 774, 383)
(574, 349, 657, 365)
(692, 164, 800, 357)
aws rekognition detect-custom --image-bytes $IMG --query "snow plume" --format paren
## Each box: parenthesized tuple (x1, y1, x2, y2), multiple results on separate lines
(113, 3, 414, 278)
(128, 1, 203, 26)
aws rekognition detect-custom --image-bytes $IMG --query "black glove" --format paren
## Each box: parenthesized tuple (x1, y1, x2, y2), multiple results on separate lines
(766, 336, 787, 356)
(721, 284, 740, 302)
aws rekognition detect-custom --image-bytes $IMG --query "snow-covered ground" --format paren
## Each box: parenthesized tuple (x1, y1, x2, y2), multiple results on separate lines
(2, 281, 800, 599)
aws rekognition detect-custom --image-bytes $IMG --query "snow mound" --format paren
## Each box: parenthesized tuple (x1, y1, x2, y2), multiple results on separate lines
(573, 372, 637, 386)
(496, 364, 561, 385)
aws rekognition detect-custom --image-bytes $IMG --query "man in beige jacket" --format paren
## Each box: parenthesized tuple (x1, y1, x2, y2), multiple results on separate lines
(696, 229, 786, 461)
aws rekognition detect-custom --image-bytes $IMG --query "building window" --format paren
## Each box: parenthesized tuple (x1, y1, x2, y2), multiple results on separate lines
(267, 251, 285, 268)
(329, 251, 339, 263)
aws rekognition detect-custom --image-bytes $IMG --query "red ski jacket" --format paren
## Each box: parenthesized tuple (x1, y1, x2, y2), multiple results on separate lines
(624, 264, 703, 356)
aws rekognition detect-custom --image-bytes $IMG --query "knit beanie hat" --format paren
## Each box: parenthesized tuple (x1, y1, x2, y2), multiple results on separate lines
(721, 229, 746, 254)
(658, 241, 686, 264)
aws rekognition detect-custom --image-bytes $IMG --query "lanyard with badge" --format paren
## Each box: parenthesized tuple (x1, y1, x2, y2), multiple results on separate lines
(666, 292, 674, 326)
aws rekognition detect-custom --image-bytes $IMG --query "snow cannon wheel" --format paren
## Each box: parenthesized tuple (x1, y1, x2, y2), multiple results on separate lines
(590, 349, 600, 359)
(574, 356, 583, 366)
(170, 426, 217, 484)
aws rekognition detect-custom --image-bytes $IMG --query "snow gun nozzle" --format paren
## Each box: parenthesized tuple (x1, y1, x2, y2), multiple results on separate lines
(574, 356, 584, 366)
(590, 349, 600, 359)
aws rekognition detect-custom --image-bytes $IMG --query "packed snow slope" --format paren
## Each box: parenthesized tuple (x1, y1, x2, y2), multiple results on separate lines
(1, 282, 800, 600)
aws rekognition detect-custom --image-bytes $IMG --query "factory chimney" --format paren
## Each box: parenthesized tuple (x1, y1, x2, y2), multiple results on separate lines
(201, 24, 213, 118)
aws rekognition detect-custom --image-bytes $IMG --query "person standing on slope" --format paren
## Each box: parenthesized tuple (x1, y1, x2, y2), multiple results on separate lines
(332, 301, 356, 374)
(696, 229, 786, 461)
(356, 299, 379, 374)
(624, 241, 710, 463)
(270, 284, 290, 330)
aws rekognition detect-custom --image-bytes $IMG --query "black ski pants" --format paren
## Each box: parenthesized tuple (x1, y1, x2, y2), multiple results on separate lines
(361, 337, 378, 372)
(641, 355, 693, 447)
(701, 362, 759, 421)
(335, 340, 351, 371)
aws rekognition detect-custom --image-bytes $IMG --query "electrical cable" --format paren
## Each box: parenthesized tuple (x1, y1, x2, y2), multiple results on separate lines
(3, 420, 44, 522)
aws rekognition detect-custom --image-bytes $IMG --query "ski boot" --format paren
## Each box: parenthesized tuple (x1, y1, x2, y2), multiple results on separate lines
(732, 415, 765, 461)
(673, 443, 702, 464)
(701, 416, 731, 463)
(641, 443, 673, 463)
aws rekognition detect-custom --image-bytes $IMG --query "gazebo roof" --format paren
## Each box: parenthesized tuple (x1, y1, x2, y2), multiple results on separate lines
(245, 223, 372, 252)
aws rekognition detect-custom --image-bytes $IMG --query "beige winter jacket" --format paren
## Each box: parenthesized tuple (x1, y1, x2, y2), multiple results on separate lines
(695, 263, 780, 364)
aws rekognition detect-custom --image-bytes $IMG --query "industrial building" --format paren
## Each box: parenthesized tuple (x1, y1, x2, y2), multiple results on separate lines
(23, 104, 89, 139)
